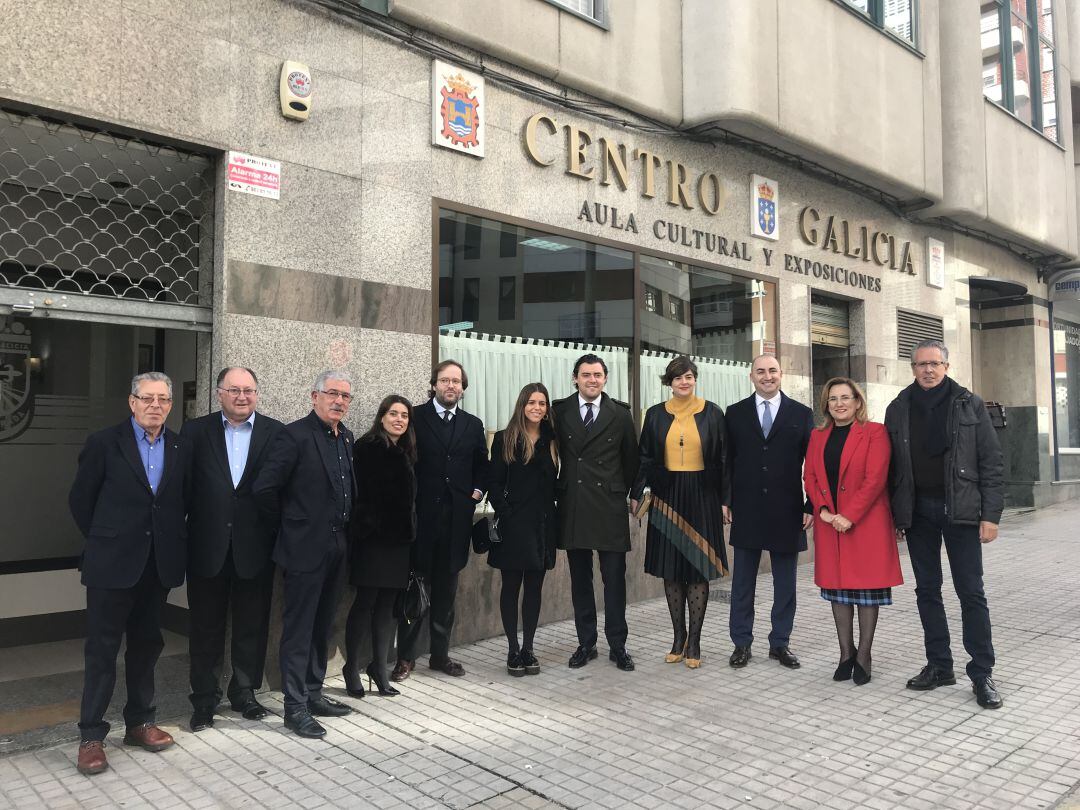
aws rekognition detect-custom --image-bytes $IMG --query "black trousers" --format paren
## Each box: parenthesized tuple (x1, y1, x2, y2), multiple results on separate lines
(79, 553, 169, 742)
(728, 546, 798, 648)
(344, 586, 398, 684)
(906, 496, 995, 681)
(396, 568, 459, 661)
(280, 537, 345, 713)
(187, 553, 274, 712)
(566, 549, 628, 651)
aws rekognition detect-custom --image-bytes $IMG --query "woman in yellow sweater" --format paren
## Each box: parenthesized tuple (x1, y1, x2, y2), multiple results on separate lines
(631, 356, 730, 668)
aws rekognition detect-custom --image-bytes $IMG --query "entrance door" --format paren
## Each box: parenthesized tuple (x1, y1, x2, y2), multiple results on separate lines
(811, 293, 851, 407)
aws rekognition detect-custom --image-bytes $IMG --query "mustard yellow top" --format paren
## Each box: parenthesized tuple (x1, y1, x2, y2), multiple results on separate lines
(664, 395, 705, 471)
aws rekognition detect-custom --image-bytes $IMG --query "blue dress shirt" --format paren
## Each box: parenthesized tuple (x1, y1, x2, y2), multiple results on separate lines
(223, 411, 256, 488)
(131, 416, 165, 494)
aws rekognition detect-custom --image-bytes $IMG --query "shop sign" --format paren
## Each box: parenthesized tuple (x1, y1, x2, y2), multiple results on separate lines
(0, 322, 33, 442)
(798, 206, 916, 276)
(750, 175, 779, 241)
(433, 61, 485, 157)
(926, 237, 945, 289)
(227, 152, 281, 200)
(1050, 269, 1080, 302)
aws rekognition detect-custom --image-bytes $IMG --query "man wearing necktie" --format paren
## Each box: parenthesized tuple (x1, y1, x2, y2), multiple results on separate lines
(554, 354, 640, 671)
(68, 372, 190, 775)
(723, 354, 814, 670)
(182, 367, 284, 732)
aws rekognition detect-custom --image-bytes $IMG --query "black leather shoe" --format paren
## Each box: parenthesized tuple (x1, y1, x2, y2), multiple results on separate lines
(609, 649, 635, 671)
(852, 660, 871, 686)
(507, 651, 525, 677)
(231, 698, 268, 721)
(906, 665, 957, 691)
(973, 677, 1003, 709)
(307, 696, 352, 717)
(568, 645, 598, 669)
(189, 709, 214, 732)
(769, 647, 801, 669)
(729, 646, 752, 668)
(284, 711, 326, 739)
(429, 657, 466, 677)
(520, 649, 540, 676)
(833, 654, 856, 682)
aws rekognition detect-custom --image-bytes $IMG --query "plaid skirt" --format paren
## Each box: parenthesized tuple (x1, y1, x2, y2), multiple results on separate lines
(820, 588, 893, 606)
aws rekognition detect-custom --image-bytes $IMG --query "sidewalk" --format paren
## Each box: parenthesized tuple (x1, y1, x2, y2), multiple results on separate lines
(2, 500, 1079, 810)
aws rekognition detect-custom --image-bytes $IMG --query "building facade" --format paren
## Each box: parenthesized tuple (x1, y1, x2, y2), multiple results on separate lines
(1, 0, 1079, 666)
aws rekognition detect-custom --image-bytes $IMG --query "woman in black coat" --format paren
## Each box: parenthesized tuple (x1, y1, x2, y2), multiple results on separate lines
(343, 395, 417, 697)
(488, 383, 558, 677)
(631, 356, 729, 669)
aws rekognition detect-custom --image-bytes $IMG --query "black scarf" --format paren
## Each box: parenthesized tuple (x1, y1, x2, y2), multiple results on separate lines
(907, 376, 959, 457)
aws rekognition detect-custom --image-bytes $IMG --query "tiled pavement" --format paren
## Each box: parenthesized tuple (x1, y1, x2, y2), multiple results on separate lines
(2, 499, 1080, 809)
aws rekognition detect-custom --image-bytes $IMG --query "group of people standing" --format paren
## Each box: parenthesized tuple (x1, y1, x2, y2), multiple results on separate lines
(66, 338, 1005, 777)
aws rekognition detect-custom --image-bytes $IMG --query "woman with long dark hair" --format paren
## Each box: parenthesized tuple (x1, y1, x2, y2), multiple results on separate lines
(343, 395, 417, 697)
(488, 383, 559, 676)
(631, 356, 729, 669)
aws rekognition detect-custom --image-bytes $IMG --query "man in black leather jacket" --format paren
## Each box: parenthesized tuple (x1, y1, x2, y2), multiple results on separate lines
(885, 339, 1004, 709)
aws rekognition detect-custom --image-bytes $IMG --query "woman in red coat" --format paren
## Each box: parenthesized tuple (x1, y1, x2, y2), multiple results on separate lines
(805, 377, 902, 686)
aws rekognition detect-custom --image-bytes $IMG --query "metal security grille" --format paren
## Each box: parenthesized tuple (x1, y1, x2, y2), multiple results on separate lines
(0, 107, 214, 306)
(897, 309, 944, 360)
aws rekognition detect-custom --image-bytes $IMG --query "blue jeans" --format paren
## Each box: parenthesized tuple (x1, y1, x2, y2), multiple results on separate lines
(905, 496, 995, 681)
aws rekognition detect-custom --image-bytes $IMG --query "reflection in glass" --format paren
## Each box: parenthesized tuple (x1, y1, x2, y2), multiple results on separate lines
(1012, 14, 1035, 126)
(883, 0, 914, 41)
(981, 2, 1004, 105)
(1053, 303, 1080, 457)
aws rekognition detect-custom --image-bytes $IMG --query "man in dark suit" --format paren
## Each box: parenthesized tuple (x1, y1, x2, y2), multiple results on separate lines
(68, 372, 189, 776)
(724, 354, 814, 670)
(183, 366, 284, 732)
(392, 359, 488, 681)
(554, 353, 639, 672)
(253, 370, 356, 738)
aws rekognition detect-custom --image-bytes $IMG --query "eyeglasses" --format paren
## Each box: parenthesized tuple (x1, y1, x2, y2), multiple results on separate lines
(913, 361, 946, 370)
(319, 389, 353, 402)
(218, 387, 258, 398)
(827, 395, 855, 404)
(132, 394, 172, 405)
(436, 377, 462, 386)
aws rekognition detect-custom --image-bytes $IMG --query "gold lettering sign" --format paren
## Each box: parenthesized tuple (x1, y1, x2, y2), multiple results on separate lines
(798, 206, 916, 276)
(521, 113, 727, 216)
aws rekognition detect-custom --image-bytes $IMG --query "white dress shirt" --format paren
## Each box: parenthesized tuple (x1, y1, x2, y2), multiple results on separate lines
(754, 392, 781, 429)
(578, 393, 600, 422)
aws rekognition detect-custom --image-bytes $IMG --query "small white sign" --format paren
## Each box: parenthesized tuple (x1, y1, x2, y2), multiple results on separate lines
(926, 237, 945, 289)
(750, 175, 778, 241)
(432, 60, 485, 158)
(227, 152, 281, 200)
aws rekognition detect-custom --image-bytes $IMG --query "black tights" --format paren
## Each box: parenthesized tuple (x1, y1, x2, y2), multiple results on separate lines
(831, 603, 880, 669)
(344, 586, 397, 689)
(664, 580, 709, 658)
(500, 570, 545, 653)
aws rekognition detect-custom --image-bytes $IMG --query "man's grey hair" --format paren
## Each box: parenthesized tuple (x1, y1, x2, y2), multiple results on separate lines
(312, 369, 352, 392)
(130, 371, 173, 397)
(910, 339, 950, 365)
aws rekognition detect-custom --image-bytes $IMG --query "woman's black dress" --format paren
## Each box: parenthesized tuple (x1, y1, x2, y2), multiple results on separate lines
(487, 429, 558, 572)
(348, 436, 415, 589)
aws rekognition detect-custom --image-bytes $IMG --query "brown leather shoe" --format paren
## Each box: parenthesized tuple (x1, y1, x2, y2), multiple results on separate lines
(429, 656, 465, 677)
(76, 740, 108, 775)
(123, 723, 175, 752)
(390, 659, 414, 682)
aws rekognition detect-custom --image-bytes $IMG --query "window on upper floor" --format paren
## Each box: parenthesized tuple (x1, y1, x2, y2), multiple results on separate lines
(982, 0, 1059, 142)
(543, 0, 608, 27)
(842, 0, 917, 44)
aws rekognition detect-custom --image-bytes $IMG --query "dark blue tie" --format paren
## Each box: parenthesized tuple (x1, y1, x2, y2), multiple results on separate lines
(583, 402, 594, 431)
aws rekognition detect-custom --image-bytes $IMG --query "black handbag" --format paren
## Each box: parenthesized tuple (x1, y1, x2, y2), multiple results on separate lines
(474, 464, 511, 553)
(394, 572, 429, 625)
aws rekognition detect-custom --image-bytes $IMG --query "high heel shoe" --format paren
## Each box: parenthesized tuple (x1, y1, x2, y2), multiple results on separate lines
(342, 667, 365, 698)
(684, 635, 702, 669)
(665, 638, 687, 664)
(852, 659, 872, 686)
(366, 663, 400, 697)
(833, 654, 857, 682)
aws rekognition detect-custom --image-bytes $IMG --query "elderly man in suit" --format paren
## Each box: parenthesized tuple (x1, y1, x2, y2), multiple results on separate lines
(183, 367, 284, 732)
(392, 359, 488, 682)
(254, 370, 356, 739)
(554, 353, 639, 672)
(68, 372, 189, 776)
(724, 354, 814, 670)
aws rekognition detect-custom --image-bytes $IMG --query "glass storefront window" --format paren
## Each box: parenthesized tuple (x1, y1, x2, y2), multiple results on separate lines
(1052, 300, 1080, 479)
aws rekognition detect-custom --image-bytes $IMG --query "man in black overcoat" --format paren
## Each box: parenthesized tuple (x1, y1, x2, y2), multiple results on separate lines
(253, 370, 356, 738)
(554, 353, 639, 672)
(723, 354, 814, 670)
(183, 366, 284, 732)
(392, 359, 488, 681)
(68, 372, 189, 776)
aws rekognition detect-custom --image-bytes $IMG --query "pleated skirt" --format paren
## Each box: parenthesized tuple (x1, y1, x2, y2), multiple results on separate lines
(644, 470, 728, 584)
(820, 587, 893, 606)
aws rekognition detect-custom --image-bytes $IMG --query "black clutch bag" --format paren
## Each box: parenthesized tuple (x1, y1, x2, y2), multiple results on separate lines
(394, 572, 429, 625)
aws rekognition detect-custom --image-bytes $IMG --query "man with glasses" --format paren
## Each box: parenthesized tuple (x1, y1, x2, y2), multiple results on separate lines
(392, 359, 488, 681)
(885, 339, 1005, 709)
(182, 367, 284, 732)
(68, 372, 190, 775)
(254, 370, 356, 737)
